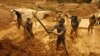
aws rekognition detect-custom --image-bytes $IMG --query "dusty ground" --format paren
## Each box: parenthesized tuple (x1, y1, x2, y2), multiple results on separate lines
(0, 0, 98, 29)
(0, 0, 100, 56)
(0, 18, 100, 56)
(0, 7, 13, 30)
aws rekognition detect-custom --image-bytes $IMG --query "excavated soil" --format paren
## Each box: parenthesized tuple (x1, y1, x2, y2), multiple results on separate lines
(0, 1, 100, 56)
(0, 7, 13, 30)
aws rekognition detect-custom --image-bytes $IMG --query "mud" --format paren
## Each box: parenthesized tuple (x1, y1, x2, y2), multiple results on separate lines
(0, 8, 13, 30)
(0, 1, 100, 56)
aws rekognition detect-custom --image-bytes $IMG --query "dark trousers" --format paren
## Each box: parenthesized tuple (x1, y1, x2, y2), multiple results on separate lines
(17, 19, 22, 29)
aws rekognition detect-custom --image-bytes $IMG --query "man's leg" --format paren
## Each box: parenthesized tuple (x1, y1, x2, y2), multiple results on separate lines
(17, 19, 22, 29)
(56, 38, 61, 50)
(70, 26, 74, 35)
(74, 26, 78, 36)
(30, 31, 34, 38)
(88, 25, 91, 33)
(18, 23, 20, 29)
(91, 25, 94, 34)
(62, 40, 69, 56)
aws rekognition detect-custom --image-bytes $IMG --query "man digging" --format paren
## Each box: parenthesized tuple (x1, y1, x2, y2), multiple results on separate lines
(24, 18, 34, 39)
(48, 18, 69, 56)
(12, 10, 23, 30)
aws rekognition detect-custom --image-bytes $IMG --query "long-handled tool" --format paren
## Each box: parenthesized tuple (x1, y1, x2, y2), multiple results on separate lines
(33, 11, 70, 56)
(33, 11, 49, 34)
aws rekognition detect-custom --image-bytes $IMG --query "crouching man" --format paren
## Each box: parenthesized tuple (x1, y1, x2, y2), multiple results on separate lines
(11, 10, 23, 29)
(24, 18, 34, 39)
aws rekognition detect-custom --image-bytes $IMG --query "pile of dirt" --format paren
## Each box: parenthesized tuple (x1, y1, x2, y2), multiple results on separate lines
(0, 38, 45, 56)
(1, 37, 97, 56)
(67, 3, 98, 17)
(0, 33, 67, 56)
(0, 37, 62, 56)
(0, 8, 13, 30)
(56, 3, 98, 17)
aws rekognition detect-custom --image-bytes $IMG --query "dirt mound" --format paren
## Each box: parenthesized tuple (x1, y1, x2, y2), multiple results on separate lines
(68, 4, 98, 17)
(0, 8, 13, 30)
(0, 38, 45, 56)
(0, 36, 67, 56)
(0, 39, 100, 56)
(55, 3, 98, 17)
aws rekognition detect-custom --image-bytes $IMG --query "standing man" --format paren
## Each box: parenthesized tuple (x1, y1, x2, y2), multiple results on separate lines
(88, 15, 96, 34)
(24, 18, 34, 39)
(70, 16, 79, 36)
(12, 10, 22, 29)
(48, 18, 69, 56)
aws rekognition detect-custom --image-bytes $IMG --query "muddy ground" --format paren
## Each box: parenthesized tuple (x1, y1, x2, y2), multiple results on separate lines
(0, 18, 100, 56)
(0, 1, 100, 56)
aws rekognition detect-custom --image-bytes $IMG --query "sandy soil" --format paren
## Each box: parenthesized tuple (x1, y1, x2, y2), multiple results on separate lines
(0, 17, 100, 56)
(0, 7, 13, 30)
(0, 1, 100, 56)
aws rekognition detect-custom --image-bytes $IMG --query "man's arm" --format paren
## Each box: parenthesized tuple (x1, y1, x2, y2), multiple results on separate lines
(47, 25, 57, 33)
(52, 28, 66, 36)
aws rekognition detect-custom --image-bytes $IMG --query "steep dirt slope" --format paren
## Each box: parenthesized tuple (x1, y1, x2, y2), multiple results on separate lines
(0, 8, 13, 30)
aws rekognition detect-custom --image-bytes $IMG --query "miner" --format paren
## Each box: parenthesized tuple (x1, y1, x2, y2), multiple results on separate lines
(24, 18, 34, 39)
(48, 18, 69, 56)
(88, 15, 96, 34)
(70, 16, 79, 36)
(12, 10, 22, 29)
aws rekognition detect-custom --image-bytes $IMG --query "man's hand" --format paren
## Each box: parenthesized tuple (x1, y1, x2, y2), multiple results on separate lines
(47, 30, 52, 34)
(32, 12, 36, 17)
